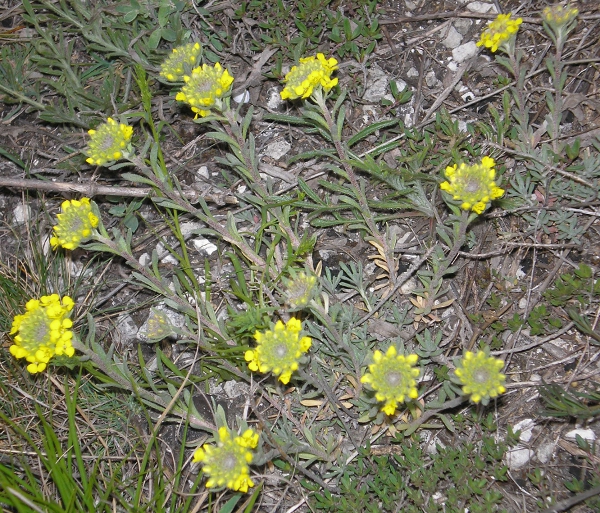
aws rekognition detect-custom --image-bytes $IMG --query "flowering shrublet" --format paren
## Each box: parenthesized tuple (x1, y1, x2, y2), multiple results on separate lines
(440, 156, 504, 214)
(360, 347, 420, 415)
(280, 53, 338, 100)
(283, 271, 318, 309)
(50, 197, 99, 250)
(454, 349, 506, 405)
(160, 42, 202, 82)
(85, 118, 133, 166)
(175, 62, 234, 117)
(477, 13, 523, 53)
(193, 426, 259, 493)
(10, 294, 75, 374)
(245, 318, 312, 384)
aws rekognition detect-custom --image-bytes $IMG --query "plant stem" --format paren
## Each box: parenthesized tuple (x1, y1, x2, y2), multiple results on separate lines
(313, 90, 398, 285)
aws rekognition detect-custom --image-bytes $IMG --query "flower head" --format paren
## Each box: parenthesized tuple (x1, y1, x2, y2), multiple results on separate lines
(144, 307, 174, 342)
(280, 53, 338, 101)
(542, 4, 579, 26)
(477, 13, 523, 53)
(175, 63, 234, 118)
(160, 42, 202, 82)
(85, 118, 133, 166)
(9, 294, 75, 374)
(245, 318, 312, 384)
(360, 347, 420, 415)
(50, 198, 99, 250)
(454, 349, 506, 405)
(440, 156, 504, 214)
(542, 4, 578, 42)
(193, 426, 259, 493)
(283, 270, 318, 309)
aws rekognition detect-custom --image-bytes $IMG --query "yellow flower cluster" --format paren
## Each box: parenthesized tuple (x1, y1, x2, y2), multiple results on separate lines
(50, 197, 99, 250)
(440, 156, 504, 214)
(477, 13, 523, 53)
(360, 346, 420, 416)
(175, 62, 234, 117)
(159, 42, 202, 82)
(542, 4, 579, 26)
(10, 294, 75, 374)
(284, 271, 318, 309)
(454, 349, 506, 405)
(193, 426, 259, 493)
(280, 53, 338, 100)
(85, 118, 133, 166)
(245, 318, 312, 384)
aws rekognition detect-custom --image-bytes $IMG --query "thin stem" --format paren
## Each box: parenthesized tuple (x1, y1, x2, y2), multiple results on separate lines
(313, 90, 398, 285)
(71, 339, 216, 431)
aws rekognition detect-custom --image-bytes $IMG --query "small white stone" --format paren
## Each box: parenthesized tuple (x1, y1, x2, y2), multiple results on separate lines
(363, 65, 392, 102)
(156, 242, 178, 265)
(192, 238, 218, 255)
(115, 314, 139, 343)
(407, 67, 419, 78)
(223, 380, 248, 398)
(196, 165, 209, 179)
(513, 418, 535, 442)
(139, 252, 150, 266)
(452, 41, 479, 63)
(265, 140, 291, 160)
(425, 71, 440, 88)
(519, 297, 528, 309)
(233, 90, 250, 104)
(537, 442, 556, 464)
(467, 2, 497, 14)
(266, 86, 285, 111)
(516, 267, 527, 280)
(13, 204, 31, 224)
(565, 428, 596, 442)
(442, 25, 463, 49)
(179, 222, 203, 237)
(505, 447, 534, 469)
(400, 277, 418, 295)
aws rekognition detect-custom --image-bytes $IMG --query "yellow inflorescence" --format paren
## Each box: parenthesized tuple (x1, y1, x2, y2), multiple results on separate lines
(50, 197, 99, 250)
(245, 318, 312, 385)
(193, 426, 259, 493)
(160, 42, 202, 82)
(542, 4, 579, 26)
(477, 13, 523, 53)
(175, 62, 234, 117)
(85, 118, 133, 166)
(10, 294, 75, 374)
(360, 346, 420, 416)
(440, 156, 504, 214)
(284, 271, 318, 309)
(454, 350, 506, 404)
(280, 53, 338, 100)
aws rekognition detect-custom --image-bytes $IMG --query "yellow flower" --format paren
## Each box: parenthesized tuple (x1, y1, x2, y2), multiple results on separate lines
(144, 308, 174, 342)
(175, 63, 234, 118)
(193, 426, 259, 493)
(477, 13, 523, 53)
(85, 118, 133, 166)
(542, 4, 579, 27)
(280, 53, 338, 100)
(9, 294, 75, 374)
(440, 156, 504, 214)
(160, 42, 202, 82)
(283, 270, 318, 309)
(360, 347, 420, 416)
(50, 197, 100, 250)
(244, 318, 312, 384)
(454, 349, 506, 405)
